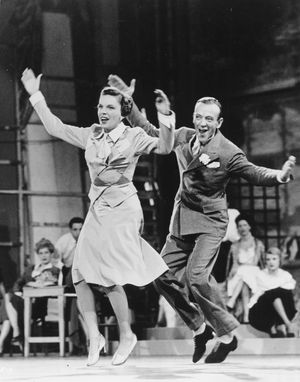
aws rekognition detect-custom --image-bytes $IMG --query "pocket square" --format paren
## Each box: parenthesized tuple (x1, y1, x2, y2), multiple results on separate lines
(207, 161, 220, 168)
(199, 153, 210, 165)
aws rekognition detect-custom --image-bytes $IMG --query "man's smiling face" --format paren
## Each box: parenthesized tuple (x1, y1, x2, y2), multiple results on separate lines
(193, 101, 223, 145)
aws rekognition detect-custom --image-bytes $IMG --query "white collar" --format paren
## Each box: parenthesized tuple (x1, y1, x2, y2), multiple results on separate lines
(107, 122, 127, 143)
(32, 262, 53, 278)
(92, 122, 127, 143)
(33, 262, 52, 272)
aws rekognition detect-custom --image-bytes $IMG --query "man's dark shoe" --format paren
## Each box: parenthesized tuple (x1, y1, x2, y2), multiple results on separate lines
(204, 335, 238, 363)
(192, 325, 214, 363)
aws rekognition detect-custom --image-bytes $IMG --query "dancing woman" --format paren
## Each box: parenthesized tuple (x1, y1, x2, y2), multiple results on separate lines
(21, 68, 174, 366)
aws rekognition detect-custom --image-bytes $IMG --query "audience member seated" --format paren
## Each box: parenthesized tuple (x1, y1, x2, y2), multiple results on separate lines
(10, 238, 60, 348)
(54, 217, 84, 288)
(249, 247, 297, 337)
(226, 214, 265, 323)
(14, 238, 60, 291)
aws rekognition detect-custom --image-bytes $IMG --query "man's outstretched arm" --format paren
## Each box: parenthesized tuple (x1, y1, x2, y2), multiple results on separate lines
(108, 74, 164, 137)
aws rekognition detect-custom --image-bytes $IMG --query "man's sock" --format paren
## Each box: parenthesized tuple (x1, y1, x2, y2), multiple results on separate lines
(218, 332, 234, 344)
(192, 322, 206, 337)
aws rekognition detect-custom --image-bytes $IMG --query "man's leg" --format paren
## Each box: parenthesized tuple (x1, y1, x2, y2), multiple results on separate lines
(154, 234, 214, 363)
(154, 234, 203, 331)
(186, 231, 239, 336)
(186, 232, 239, 363)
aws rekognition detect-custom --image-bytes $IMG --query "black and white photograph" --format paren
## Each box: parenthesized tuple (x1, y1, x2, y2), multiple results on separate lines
(0, 0, 299, 381)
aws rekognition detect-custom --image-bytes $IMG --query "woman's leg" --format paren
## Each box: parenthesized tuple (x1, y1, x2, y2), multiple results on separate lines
(227, 279, 244, 309)
(74, 280, 100, 339)
(0, 320, 11, 352)
(105, 285, 134, 342)
(4, 294, 20, 338)
(74, 280, 105, 366)
(105, 285, 136, 364)
(273, 298, 293, 333)
(241, 284, 250, 323)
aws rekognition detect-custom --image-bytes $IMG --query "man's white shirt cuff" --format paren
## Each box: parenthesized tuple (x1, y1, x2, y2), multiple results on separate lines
(157, 111, 176, 129)
(29, 91, 45, 107)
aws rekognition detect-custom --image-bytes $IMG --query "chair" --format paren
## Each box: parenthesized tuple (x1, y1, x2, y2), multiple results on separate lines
(23, 286, 65, 357)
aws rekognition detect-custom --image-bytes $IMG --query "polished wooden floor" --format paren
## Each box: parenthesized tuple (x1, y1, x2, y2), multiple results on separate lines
(0, 354, 299, 382)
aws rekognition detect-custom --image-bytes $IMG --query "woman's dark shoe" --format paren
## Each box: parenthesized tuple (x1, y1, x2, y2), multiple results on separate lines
(204, 336, 238, 363)
(275, 330, 286, 338)
(192, 325, 214, 363)
(286, 332, 295, 337)
(11, 336, 23, 352)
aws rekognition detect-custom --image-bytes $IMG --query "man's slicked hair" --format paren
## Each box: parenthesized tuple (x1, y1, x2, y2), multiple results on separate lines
(69, 217, 84, 229)
(195, 97, 223, 119)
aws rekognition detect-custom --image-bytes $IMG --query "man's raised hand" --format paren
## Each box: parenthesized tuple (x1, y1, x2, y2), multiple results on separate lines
(108, 74, 136, 96)
(154, 89, 171, 115)
(279, 155, 296, 182)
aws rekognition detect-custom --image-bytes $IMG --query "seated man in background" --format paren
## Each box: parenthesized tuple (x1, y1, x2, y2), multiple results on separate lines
(54, 217, 84, 288)
(55, 217, 86, 355)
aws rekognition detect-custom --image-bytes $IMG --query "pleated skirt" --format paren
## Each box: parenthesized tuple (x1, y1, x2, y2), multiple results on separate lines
(72, 193, 168, 287)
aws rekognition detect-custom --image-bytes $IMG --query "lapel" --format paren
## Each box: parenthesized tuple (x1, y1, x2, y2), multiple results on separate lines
(90, 124, 103, 141)
(187, 130, 222, 172)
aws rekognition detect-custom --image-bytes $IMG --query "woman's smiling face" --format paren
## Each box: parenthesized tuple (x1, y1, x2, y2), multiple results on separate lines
(97, 94, 122, 132)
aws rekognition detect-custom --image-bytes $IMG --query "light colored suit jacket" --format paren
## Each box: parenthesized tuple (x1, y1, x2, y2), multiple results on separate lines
(127, 104, 282, 236)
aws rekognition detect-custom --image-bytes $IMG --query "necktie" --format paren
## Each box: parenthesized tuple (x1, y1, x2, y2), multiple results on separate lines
(97, 132, 113, 163)
(192, 138, 201, 156)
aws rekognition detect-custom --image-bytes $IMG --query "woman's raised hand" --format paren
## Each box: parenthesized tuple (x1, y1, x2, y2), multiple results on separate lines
(21, 68, 43, 96)
(154, 89, 171, 115)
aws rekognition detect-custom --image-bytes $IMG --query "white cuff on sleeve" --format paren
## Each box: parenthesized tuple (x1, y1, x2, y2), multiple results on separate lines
(29, 91, 45, 107)
(157, 111, 176, 129)
(277, 173, 290, 183)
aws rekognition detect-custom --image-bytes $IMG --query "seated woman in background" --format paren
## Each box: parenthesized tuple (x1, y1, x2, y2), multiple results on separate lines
(249, 247, 297, 337)
(226, 214, 265, 323)
(14, 238, 60, 290)
(10, 238, 60, 348)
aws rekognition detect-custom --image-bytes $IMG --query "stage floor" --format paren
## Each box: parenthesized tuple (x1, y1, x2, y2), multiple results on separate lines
(0, 355, 299, 382)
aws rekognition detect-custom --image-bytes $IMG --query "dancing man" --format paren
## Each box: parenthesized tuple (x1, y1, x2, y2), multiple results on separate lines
(108, 74, 296, 363)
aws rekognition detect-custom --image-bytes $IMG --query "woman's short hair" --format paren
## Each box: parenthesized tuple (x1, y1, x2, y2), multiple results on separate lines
(266, 247, 282, 265)
(68, 216, 84, 228)
(100, 86, 133, 117)
(235, 213, 254, 228)
(266, 247, 281, 257)
(35, 238, 55, 254)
